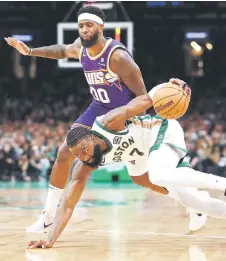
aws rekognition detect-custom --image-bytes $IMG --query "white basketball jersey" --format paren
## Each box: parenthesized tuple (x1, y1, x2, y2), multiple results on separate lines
(92, 114, 187, 177)
(92, 115, 154, 176)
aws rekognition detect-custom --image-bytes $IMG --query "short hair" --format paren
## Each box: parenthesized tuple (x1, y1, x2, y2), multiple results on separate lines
(77, 6, 106, 22)
(66, 126, 93, 148)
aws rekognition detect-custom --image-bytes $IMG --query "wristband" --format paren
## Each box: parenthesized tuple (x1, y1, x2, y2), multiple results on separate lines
(28, 48, 32, 56)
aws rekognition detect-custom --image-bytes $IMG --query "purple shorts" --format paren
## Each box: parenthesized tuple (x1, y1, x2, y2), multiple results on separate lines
(71, 102, 112, 128)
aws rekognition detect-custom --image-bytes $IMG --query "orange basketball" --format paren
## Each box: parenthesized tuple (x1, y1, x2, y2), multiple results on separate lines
(153, 83, 190, 119)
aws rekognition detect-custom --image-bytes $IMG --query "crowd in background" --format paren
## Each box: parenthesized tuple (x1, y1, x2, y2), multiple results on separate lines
(1, 75, 226, 182)
(1, 2, 226, 181)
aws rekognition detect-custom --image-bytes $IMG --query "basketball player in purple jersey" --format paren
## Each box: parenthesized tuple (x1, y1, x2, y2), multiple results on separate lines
(5, 6, 149, 232)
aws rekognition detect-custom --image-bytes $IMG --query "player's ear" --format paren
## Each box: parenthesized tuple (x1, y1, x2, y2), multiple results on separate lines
(99, 24, 104, 34)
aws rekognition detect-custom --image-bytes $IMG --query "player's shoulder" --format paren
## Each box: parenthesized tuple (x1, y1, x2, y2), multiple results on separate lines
(109, 48, 133, 68)
(108, 39, 131, 60)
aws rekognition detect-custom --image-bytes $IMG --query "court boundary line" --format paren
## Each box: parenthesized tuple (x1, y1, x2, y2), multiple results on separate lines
(0, 226, 226, 240)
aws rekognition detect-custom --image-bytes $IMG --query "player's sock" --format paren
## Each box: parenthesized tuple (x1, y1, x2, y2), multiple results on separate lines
(149, 167, 226, 192)
(169, 187, 226, 219)
(44, 184, 64, 220)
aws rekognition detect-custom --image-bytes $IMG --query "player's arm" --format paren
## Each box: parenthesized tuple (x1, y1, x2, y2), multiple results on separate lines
(27, 161, 94, 249)
(109, 49, 147, 97)
(99, 93, 154, 131)
(5, 37, 81, 59)
(100, 79, 191, 131)
(131, 172, 169, 195)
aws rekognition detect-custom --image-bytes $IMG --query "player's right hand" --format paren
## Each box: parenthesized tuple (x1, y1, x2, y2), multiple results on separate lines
(169, 78, 191, 100)
(4, 37, 30, 55)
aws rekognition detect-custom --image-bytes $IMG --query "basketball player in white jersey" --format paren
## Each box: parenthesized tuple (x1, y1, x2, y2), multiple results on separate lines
(28, 81, 226, 249)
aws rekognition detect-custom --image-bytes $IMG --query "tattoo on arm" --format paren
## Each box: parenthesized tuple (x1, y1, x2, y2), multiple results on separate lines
(61, 48, 65, 59)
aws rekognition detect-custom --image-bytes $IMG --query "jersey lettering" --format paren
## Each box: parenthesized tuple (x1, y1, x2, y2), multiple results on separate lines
(84, 72, 105, 85)
(113, 136, 135, 162)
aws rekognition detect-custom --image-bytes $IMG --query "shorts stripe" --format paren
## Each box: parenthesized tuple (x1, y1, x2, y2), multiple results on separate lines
(149, 120, 168, 154)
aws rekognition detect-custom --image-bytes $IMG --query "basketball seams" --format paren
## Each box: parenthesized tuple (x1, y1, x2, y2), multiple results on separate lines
(153, 86, 189, 119)
(153, 88, 182, 106)
(160, 91, 184, 116)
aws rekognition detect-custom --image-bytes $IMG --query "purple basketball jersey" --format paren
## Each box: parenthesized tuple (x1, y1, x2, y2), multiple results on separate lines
(80, 38, 135, 109)
(75, 38, 135, 128)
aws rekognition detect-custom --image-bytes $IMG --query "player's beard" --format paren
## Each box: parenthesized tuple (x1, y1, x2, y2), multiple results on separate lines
(82, 144, 103, 168)
(80, 31, 99, 48)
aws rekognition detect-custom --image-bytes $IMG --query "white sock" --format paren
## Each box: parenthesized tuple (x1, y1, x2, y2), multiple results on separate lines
(168, 187, 226, 219)
(150, 167, 226, 191)
(44, 184, 64, 220)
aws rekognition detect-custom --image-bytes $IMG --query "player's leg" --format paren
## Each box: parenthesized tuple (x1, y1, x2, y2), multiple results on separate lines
(148, 119, 226, 192)
(26, 141, 75, 233)
(26, 103, 110, 233)
(131, 174, 168, 195)
(131, 172, 207, 231)
(168, 187, 226, 220)
(148, 144, 226, 192)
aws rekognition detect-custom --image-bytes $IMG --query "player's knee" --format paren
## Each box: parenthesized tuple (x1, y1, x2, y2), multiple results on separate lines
(56, 142, 73, 162)
(174, 190, 193, 208)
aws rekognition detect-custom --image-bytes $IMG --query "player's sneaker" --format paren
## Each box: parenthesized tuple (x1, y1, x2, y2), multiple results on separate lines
(187, 191, 209, 231)
(26, 212, 53, 233)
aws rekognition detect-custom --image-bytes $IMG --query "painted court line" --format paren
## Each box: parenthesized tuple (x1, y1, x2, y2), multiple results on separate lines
(0, 226, 226, 240)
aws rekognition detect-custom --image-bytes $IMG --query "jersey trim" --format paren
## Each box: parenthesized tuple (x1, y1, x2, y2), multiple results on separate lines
(94, 119, 129, 135)
(137, 115, 152, 121)
(149, 119, 188, 155)
(176, 157, 191, 168)
(154, 114, 165, 120)
(165, 143, 187, 153)
(107, 45, 126, 78)
(78, 46, 84, 62)
(177, 161, 191, 168)
(92, 130, 113, 155)
(149, 119, 168, 154)
(86, 38, 113, 60)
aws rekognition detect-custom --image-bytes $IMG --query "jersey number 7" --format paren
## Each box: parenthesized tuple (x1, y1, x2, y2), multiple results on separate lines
(129, 148, 144, 156)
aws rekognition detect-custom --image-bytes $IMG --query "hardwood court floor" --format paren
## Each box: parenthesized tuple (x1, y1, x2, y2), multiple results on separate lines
(0, 181, 226, 261)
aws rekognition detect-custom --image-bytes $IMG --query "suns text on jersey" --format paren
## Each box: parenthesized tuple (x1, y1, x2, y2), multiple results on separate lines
(84, 71, 105, 85)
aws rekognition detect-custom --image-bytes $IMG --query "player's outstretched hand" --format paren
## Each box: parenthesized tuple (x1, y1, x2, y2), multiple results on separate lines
(27, 240, 53, 249)
(169, 78, 191, 100)
(4, 37, 31, 55)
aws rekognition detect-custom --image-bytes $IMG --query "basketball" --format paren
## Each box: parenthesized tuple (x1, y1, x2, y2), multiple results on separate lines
(153, 83, 190, 119)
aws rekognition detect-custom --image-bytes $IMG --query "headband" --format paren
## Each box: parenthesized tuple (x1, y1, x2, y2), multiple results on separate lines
(78, 13, 104, 25)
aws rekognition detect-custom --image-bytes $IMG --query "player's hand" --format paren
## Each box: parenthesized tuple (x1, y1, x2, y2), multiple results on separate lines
(27, 240, 53, 249)
(4, 37, 31, 55)
(169, 78, 191, 100)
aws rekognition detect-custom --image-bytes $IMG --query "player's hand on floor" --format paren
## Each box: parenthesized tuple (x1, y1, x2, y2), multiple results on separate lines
(169, 78, 191, 100)
(27, 240, 53, 249)
(4, 37, 30, 55)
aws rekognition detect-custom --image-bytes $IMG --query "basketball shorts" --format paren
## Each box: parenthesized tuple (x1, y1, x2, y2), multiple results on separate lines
(71, 102, 113, 129)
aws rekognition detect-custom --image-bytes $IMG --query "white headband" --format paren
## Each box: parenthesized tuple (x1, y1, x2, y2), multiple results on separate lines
(78, 13, 104, 25)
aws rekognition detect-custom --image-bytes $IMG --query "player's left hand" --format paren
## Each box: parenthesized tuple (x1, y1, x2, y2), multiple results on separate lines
(169, 78, 191, 100)
(27, 240, 53, 249)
